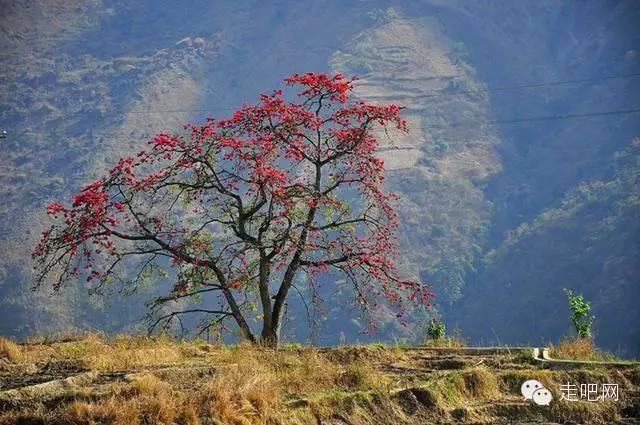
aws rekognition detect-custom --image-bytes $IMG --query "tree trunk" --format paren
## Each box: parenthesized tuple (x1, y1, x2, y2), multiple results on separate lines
(259, 328, 279, 346)
(259, 309, 282, 346)
(222, 287, 256, 343)
(260, 315, 276, 345)
(258, 259, 274, 343)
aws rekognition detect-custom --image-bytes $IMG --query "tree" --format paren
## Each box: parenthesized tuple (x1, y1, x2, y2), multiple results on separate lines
(563, 289, 595, 339)
(33, 72, 433, 345)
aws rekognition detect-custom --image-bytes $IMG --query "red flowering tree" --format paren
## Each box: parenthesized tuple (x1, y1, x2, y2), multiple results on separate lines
(33, 72, 433, 345)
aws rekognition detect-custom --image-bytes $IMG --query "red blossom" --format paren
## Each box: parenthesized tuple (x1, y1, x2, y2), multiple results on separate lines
(33, 72, 434, 341)
(46, 202, 65, 216)
(284, 72, 354, 102)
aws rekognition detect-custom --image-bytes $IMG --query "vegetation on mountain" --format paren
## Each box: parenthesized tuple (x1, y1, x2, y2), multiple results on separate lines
(1, 1, 638, 355)
(452, 140, 640, 355)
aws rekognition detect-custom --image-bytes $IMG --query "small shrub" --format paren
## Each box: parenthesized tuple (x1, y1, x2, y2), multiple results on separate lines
(427, 319, 446, 341)
(564, 289, 595, 339)
(424, 320, 466, 347)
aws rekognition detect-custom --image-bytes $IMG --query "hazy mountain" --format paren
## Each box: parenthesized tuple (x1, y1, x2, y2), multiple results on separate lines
(1, 1, 638, 354)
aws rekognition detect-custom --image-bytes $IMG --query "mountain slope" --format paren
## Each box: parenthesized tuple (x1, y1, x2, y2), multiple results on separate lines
(0, 0, 638, 354)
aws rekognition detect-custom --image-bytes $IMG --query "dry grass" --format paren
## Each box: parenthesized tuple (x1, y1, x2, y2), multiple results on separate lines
(0, 335, 393, 424)
(551, 337, 594, 360)
(199, 368, 279, 424)
(51, 343, 351, 424)
(423, 336, 467, 348)
(426, 367, 500, 408)
(1, 334, 637, 425)
(550, 337, 621, 362)
(339, 362, 389, 391)
(0, 337, 23, 363)
(461, 367, 501, 400)
(59, 370, 278, 425)
(548, 398, 620, 424)
(17, 332, 191, 371)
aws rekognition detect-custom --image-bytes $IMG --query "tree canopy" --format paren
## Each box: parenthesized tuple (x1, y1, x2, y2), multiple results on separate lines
(33, 72, 433, 344)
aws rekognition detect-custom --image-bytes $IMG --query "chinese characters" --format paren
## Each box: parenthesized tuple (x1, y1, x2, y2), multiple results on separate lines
(560, 383, 619, 402)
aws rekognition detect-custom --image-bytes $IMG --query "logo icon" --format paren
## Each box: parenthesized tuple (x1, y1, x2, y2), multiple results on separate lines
(521, 379, 553, 406)
(532, 387, 553, 406)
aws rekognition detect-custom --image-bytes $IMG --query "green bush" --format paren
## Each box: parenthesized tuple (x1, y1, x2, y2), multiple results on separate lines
(427, 318, 446, 341)
(564, 289, 595, 339)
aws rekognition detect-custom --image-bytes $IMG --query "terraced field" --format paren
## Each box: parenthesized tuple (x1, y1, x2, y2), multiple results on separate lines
(1, 336, 639, 424)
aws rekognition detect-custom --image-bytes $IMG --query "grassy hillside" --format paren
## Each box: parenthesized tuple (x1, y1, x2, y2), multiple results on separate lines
(1, 334, 640, 424)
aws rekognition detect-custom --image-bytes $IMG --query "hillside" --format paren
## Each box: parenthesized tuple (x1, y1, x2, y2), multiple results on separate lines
(1, 335, 640, 424)
(0, 1, 639, 353)
(450, 143, 640, 354)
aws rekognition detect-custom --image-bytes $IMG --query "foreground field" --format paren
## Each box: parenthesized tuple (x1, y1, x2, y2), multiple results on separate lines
(1, 335, 639, 424)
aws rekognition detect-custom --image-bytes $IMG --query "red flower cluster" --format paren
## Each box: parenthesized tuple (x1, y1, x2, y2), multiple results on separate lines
(33, 71, 433, 336)
(46, 202, 65, 215)
(284, 72, 354, 103)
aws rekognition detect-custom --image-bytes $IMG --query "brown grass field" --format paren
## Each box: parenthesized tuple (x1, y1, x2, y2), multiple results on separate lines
(1, 334, 639, 424)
